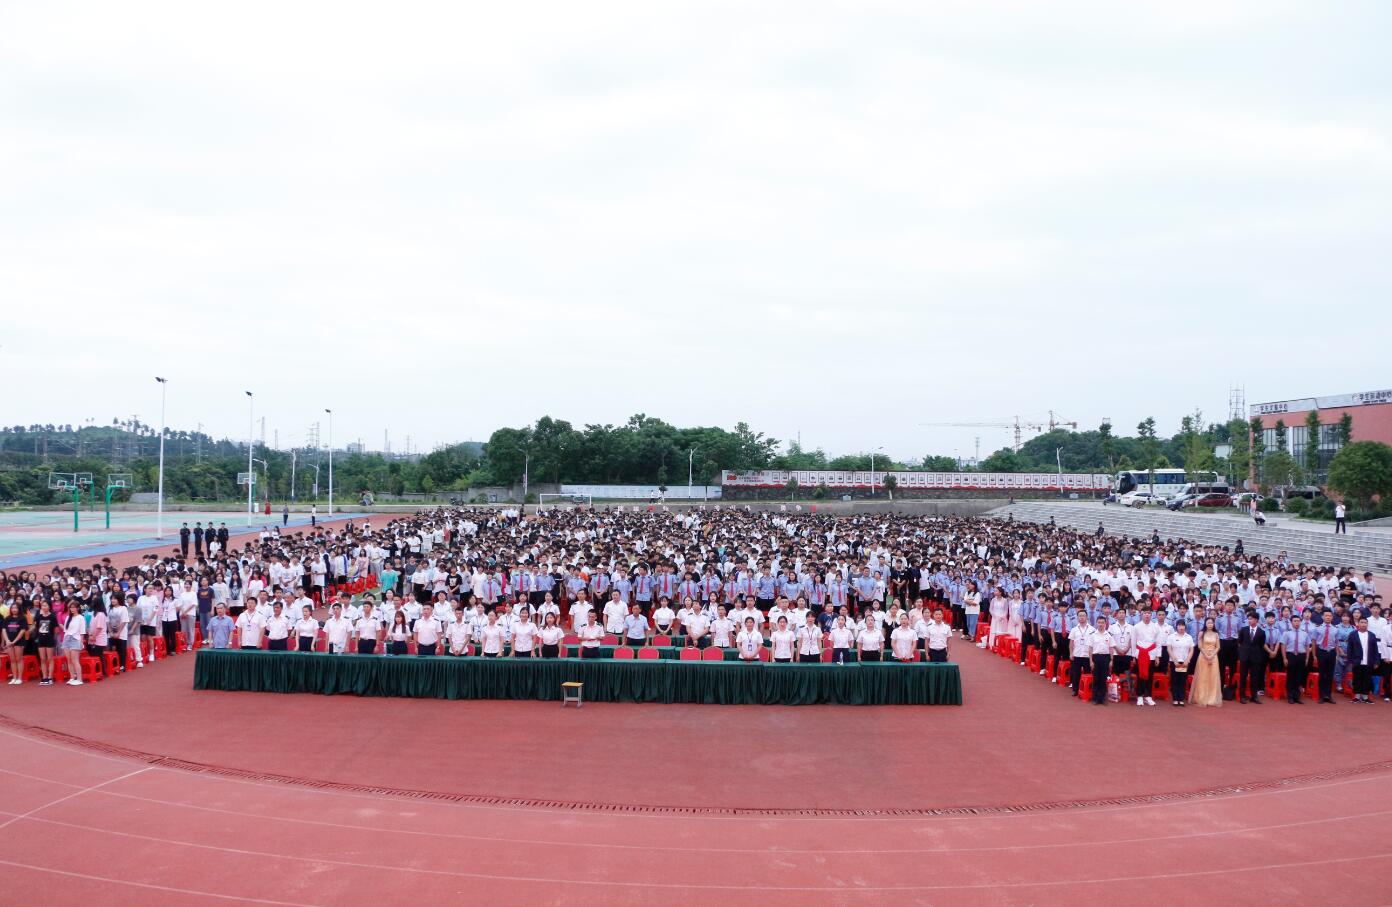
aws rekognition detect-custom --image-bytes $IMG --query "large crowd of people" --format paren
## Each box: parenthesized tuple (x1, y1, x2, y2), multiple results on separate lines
(1, 506, 1384, 710)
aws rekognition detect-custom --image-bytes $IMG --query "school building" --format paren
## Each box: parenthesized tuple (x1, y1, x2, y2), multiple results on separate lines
(1250, 388, 1392, 471)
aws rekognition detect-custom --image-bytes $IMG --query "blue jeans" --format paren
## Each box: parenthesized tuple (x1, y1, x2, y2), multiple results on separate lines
(965, 614, 979, 638)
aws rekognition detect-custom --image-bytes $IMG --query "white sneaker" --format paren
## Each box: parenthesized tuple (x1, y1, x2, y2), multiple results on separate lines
(1146, 697, 1156, 706)
(135, 661, 144, 668)
(67, 679, 82, 686)
(1038, 669, 1046, 675)
(1051, 677, 1058, 683)
(1136, 699, 1144, 707)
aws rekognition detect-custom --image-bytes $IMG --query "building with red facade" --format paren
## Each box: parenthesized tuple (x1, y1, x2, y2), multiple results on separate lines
(1250, 388, 1392, 473)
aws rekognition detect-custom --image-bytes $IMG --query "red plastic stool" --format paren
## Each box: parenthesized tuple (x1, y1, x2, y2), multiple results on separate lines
(1044, 654, 1056, 677)
(1110, 674, 1130, 702)
(1057, 659, 1070, 684)
(1265, 672, 1286, 700)
(80, 655, 104, 683)
(1305, 673, 1320, 699)
(1078, 674, 1093, 700)
(154, 637, 167, 657)
(175, 632, 188, 652)
(103, 651, 121, 675)
(1151, 671, 1170, 701)
(23, 655, 41, 682)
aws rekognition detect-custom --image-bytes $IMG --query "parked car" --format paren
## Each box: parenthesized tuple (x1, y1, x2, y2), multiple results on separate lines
(1194, 492, 1233, 508)
(1118, 492, 1156, 507)
(1166, 493, 1199, 511)
(1231, 492, 1260, 510)
(1279, 486, 1325, 501)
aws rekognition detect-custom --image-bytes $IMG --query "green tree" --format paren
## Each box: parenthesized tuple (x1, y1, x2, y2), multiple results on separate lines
(1327, 441, 1392, 509)
(1337, 412, 1354, 447)
(1098, 421, 1116, 472)
(1274, 419, 1288, 452)
(1304, 410, 1322, 473)
(882, 473, 898, 500)
(920, 455, 958, 471)
(1260, 450, 1304, 494)
(980, 449, 1024, 472)
(785, 476, 798, 499)
(1136, 417, 1161, 490)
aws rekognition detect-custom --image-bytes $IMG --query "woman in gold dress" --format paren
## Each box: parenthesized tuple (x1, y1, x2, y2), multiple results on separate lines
(1191, 616, 1223, 707)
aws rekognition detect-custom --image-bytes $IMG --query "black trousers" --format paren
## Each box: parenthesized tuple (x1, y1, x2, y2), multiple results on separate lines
(1170, 666, 1189, 703)
(928, 648, 948, 663)
(1091, 654, 1110, 703)
(1218, 638, 1239, 683)
(1019, 625, 1034, 663)
(1315, 648, 1337, 700)
(111, 637, 128, 670)
(1069, 653, 1089, 694)
(1335, 518, 1347, 534)
(161, 620, 179, 655)
(1239, 659, 1265, 700)
(1285, 654, 1308, 702)
(1352, 663, 1373, 696)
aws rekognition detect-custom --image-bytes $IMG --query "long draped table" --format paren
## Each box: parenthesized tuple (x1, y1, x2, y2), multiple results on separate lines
(193, 650, 963, 706)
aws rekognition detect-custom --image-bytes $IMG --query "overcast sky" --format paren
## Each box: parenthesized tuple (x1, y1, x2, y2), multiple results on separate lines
(3, 1, 1389, 463)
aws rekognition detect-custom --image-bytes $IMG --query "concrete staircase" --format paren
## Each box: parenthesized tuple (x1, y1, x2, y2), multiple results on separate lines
(984, 501, 1392, 573)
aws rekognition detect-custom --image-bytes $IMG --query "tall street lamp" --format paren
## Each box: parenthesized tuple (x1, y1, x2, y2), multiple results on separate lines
(155, 377, 167, 539)
(245, 391, 255, 525)
(517, 447, 529, 505)
(324, 408, 334, 516)
(870, 446, 884, 496)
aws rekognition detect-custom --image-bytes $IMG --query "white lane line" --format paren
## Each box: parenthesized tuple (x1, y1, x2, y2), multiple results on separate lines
(1, 807, 1389, 892)
(0, 766, 149, 832)
(0, 859, 316, 905)
(2, 723, 1389, 823)
(0, 766, 1386, 858)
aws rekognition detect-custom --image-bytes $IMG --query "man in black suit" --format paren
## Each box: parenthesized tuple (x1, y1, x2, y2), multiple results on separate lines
(1237, 612, 1266, 704)
(192, 522, 204, 557)
(1347, 616, 1382, 703)
(178, 523, 190, 558)
(217, 523, 229, 552)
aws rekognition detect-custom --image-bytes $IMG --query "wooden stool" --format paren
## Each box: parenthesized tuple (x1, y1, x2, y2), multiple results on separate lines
(561, 681, 583, 708)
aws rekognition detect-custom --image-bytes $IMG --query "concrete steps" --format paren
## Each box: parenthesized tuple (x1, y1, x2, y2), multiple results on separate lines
(984, 501, 1392, 572)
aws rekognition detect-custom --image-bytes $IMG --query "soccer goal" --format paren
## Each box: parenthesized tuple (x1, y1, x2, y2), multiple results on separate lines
(538, 493, 592, 510)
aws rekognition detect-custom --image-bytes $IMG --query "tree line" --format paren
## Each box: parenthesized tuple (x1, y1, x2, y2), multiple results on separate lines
(1, 412, 1386, 508)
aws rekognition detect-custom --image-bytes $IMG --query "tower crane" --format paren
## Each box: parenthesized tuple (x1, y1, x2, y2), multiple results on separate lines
(919, 417, 1045, 452)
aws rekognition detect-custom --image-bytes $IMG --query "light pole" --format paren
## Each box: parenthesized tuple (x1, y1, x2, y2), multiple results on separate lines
(290, 450, 296, 502)
(324, 408, 334, 516)
(245, 391, 254, 526)
(517, 447, 529, 505)
(1055, 446, 1064, 497)
(305, 463, 320, 502)
(869, 446, 884, 496)
(155, 377, 167, 539)
(688, 448, 696, 500)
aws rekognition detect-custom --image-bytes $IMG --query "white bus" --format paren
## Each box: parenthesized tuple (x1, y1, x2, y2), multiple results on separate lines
(1113, 469, 1219, 502)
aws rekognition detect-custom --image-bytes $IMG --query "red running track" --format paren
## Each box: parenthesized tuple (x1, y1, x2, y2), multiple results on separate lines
(3, 634, 1392, 903)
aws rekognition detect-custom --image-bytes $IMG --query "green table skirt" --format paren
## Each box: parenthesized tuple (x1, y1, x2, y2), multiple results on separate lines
(193, 650, 962, 705)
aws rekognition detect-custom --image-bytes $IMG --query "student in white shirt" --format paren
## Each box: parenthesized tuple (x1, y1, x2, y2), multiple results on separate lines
(479, 613, 506, 658)
(922, 610, 953, 663)
(578, 613, 606, 659)
(264, 603, 292, 651)
(736, 618, 764, 662)
(828, 616, 855, 664)
(447, 607, 472, 656)
(796, 615, 823, 664)
(890, 615, 919, 662)
(769, 616, 796, 663)
(511, 615, 539, 657)
(234, 606, 265, 650)
(294, 606, 320, 652)
(413, 604, 444, 657)
(355, 605, 382, 655)
(710, 606, 736, 649)
(323, 605, 352, 654)
(856, 619, 884, 662)
(537, 613, 565, 657)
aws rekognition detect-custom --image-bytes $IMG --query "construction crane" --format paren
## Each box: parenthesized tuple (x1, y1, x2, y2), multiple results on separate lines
(920, 417, 1045, 452)
(1046, 411, 1079, 432)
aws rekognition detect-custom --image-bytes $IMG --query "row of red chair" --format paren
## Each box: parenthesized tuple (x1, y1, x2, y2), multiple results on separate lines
(2, 628, 206, 685)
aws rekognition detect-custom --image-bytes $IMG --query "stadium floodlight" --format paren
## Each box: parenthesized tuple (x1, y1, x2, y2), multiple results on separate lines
(156, 377, 167, 539)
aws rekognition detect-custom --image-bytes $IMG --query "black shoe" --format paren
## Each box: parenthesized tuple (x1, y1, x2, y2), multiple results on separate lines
(1251, 698, 1261, 704)
(1239, 698, 1247, 704)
